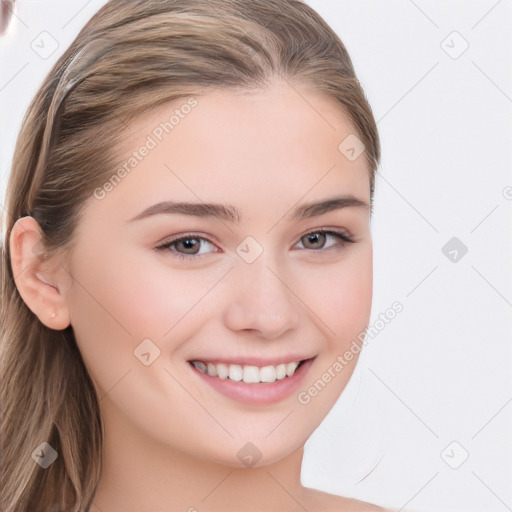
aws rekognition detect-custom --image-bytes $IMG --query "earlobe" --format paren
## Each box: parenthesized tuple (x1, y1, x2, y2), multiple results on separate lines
(9, 216, 71, 330)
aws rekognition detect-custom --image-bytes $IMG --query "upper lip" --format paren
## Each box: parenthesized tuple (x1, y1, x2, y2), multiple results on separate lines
(188, 355, 316, 366)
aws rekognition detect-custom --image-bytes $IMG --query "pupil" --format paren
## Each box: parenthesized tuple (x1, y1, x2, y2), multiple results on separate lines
(180, 238, 199, 253)
(304, 233, 325, 249)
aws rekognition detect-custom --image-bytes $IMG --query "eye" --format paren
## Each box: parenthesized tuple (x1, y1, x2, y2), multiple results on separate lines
(155, 233, 219, 259)
(296, 229, 353, 251)
(155, 229, 353, 260)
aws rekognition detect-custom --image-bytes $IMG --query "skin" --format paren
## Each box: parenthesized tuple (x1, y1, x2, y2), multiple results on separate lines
(10, 78, 393, 511)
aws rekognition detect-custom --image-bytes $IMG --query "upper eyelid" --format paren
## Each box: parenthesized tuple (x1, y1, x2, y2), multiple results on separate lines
(159, 233, 219, 252)
(157, 228, 352, 251)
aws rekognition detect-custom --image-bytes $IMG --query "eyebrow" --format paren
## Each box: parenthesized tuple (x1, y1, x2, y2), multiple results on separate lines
(127, 195, 369, 224)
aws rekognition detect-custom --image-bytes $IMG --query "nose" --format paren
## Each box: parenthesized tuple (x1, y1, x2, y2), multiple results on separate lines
(222, 257, 301, 340)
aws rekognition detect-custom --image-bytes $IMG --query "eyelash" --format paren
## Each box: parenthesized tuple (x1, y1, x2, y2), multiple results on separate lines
(155, 229, 354, 261)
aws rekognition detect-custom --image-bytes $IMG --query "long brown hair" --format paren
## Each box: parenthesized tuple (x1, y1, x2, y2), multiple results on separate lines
(0, 1, 380, 510)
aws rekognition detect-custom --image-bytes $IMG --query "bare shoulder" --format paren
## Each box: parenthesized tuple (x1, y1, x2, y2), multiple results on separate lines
(300, 487, 396, 512)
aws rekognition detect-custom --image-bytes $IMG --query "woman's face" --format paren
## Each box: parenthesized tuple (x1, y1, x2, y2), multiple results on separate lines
(62, 79, 373, 467)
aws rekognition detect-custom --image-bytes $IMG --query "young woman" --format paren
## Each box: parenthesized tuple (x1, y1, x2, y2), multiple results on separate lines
(1, 1, 394, 510)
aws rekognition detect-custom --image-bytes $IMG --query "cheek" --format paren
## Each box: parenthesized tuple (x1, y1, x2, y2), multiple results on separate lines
(112, 256, 233, 339)
(66, 245, 228, 371)
(293, 247, 372, 421)
(301, 246, 373, 343)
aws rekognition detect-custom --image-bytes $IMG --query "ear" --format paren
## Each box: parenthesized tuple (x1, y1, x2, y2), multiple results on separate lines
(9, 216, 71, 330)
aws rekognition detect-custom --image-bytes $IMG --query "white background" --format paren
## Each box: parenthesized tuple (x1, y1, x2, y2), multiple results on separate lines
(1, 1, 511, 511)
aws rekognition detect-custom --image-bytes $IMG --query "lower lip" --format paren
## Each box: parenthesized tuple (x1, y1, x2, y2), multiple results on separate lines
(190, 358, 315, 405)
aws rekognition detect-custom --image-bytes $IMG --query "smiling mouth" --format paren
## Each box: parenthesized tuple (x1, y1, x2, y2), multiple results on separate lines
(189, 359, 308, 384)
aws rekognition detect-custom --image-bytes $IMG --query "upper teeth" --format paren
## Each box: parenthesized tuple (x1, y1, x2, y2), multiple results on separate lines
(191, 361, 301, 383)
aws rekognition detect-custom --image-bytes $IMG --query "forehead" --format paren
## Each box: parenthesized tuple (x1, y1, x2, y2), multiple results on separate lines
(87, 79, 371, 222)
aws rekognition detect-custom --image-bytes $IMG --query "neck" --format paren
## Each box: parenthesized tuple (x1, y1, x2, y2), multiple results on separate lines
(91, 398, 307, 512)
